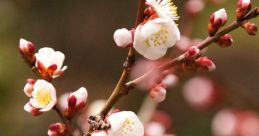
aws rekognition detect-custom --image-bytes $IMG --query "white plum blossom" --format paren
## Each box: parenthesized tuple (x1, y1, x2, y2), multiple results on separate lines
(133, 18, 180, 60)
(91, 131, 108, 136)
(107, 111, 144, 136)
(28, 79, 57, 112)
(35, 47, 67, 79)
(68, 87, 88, 109)
(114, 28, 133, 48)
(146, 0, 179, 21)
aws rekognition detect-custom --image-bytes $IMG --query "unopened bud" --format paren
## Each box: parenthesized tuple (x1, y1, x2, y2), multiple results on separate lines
(48, 123, 66, 136)
(217, 34, 233, 47)
(113, 28, 133, 48)
(236, 0, 252, 20)
(68, 87, 88, 110)
(208, 9, 227, 36)
(19, 38, 36, 65)
(196, 57, 216, 71)
(242, 22, 257, 35)
(149, 85, 167, 102)
(23, 79, 35, 97)
(185, 46, 201, 60)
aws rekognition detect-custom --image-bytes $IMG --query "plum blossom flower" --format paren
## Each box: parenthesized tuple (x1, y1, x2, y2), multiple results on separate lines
(236, 0, 251, 19)
(113, 28, 133, 48)
(106, 111, 144, 136)
(91, 131, 108, 136)
(35, 47, 67, 79)
(146, 0, 179, 21)
(133, 18, 180, 60)
(208, 8, 227, 36)
(25, 80, 57, 113)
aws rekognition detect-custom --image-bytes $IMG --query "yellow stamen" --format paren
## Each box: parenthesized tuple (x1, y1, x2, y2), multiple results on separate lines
(144, 26, 168, 47)
(35, 88, 52, 106)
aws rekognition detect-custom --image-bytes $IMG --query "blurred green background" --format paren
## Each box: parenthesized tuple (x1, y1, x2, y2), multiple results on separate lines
(0, 0, 259, 135)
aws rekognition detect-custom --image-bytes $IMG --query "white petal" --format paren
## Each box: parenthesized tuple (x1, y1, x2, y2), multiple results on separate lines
(107, 111, 144, 136)
(71, 87, 88, 106)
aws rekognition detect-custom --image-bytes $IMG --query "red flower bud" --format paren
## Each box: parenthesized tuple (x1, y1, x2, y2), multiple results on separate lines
(217, 34, 233, 48)
(242, 22, 257, 36)
(196, 57, 216, 71)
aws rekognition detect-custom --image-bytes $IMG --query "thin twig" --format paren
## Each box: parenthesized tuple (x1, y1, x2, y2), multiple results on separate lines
(84, 0, 146, 135)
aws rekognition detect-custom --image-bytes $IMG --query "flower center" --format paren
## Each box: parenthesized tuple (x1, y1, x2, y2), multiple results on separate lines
(35, 88, 52, 106)
(119, 118, 135, 135)
(144, 26, 168, 47)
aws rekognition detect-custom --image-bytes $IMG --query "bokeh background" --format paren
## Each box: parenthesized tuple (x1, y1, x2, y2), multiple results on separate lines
(0, 0, 259, 135)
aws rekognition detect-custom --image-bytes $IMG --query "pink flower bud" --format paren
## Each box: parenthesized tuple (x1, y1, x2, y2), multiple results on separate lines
(149, 85, 167, 102)
(208, 9, 227, 36)
(48, 123, 66, 136)
(68, 87, 88, 110)
(24, 102, 41, 116)
(185, 0, 205, 16)
(161, 74, 178, 88)
(23, 79, 35, 97)
(185, 46, 201, 60)
(19, 38, 36, 65)
(211, 8, 227, 27)
(242, 22, 258, 36)
(196, 57, 216, 71)
(217, 34, 233, 47)
(236, 0, 252, 20)
(113, 28, 133, 48)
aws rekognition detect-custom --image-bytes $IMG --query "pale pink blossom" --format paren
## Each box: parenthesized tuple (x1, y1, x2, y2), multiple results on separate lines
(91, 131, 108, 136)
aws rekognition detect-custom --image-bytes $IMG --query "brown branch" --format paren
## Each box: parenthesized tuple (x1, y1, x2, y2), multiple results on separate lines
(84, 0, 146, 135)
(85, 6, 259, 136)
(126, 7, 259, 88)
